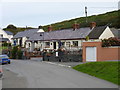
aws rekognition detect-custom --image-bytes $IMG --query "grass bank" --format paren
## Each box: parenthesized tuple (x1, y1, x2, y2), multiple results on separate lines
(73, 61, 120, 85)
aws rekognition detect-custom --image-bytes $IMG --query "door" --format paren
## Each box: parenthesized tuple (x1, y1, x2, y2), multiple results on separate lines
(53, 42, 56, 49)
(19, 38, 22, 47)
(86, 47, 97, 62)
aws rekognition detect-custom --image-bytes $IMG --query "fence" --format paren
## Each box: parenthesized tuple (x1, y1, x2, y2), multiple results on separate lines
(43, 50, 82, 62)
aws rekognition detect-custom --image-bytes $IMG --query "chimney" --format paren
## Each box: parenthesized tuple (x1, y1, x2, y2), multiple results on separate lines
(73, 22, 80, 30)
(90, 22, 96, 29)
(48, 25, 52, 32)
(38, 25, 43, 29)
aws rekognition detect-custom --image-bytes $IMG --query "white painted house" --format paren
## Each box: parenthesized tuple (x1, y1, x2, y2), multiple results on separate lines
(0, 29, 13, 43)
(12, 29, 39, 47)
(12, 22, 115, 52)
(26, 24, 114, 52)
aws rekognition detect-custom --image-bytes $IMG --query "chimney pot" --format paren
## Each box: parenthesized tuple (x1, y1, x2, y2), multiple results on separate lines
(48, 25, 52, 32)
(90, 22, 96, 29)
(73, 23, 80, 30)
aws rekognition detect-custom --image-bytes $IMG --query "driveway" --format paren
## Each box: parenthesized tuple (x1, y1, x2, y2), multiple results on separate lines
(2, 60, 118, 88)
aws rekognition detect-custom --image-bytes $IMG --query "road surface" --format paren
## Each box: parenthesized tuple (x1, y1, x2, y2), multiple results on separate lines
(2, 60, 118, 88)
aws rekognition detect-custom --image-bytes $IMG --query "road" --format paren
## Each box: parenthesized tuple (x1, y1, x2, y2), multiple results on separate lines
(2, 60, 118, 88)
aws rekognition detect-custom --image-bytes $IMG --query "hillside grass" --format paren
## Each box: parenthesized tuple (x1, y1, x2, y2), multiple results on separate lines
(73, 61, 120, 85)
(43, 10, 120, 31)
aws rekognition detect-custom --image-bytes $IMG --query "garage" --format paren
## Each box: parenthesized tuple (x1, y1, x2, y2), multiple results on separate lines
(86, 47, 97, 62)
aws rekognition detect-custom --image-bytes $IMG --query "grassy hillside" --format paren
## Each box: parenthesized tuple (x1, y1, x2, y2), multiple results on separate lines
(3, 27, 36, 35)
(4, 10, 120, 34)
(43, 10, 119, 31)
(73, 61, 120, 85)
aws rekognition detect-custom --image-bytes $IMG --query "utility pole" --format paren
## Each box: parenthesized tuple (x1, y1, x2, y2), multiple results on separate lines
(85, 6, 88, 23)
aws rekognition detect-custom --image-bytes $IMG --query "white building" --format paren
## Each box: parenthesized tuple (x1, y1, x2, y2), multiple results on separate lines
(26, 24, 114, 52)
(0, 29, 13, 43)
(12, 29, 39, 47)
(12, 22, 115, 52)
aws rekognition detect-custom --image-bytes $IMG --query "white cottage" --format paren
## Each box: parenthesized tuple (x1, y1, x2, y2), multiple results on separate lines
(0, 29, 13, 43)
(26, 23, 114, 52)
(12, 29, 38, 47)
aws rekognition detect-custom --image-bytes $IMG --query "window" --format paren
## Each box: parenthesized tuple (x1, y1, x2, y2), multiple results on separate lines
(0, 34, 3, 38)
(66, 42, 70, 47)
(61, 42, 65, 46)
(73, 41, 78, 46)
(46, 42, 50, 46)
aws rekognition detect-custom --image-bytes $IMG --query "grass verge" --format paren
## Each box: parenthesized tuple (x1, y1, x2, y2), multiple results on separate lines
(73, 61, 120, 85)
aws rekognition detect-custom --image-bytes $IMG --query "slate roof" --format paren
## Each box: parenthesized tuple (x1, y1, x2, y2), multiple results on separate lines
(111, 28, 120, 39)
(13, 29, 38, 39)
(28, 27, 92, 41)
(13, 26, 109, 41)
(88, 26, 107, 39)
(5, 31, 13, 35)
(0, 38, 10, 42)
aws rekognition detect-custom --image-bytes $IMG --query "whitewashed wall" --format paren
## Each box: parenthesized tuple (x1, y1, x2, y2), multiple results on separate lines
(99, 26, 114, 39)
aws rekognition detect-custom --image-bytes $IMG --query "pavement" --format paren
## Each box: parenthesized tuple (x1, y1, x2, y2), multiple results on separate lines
(2, 60, 119, 88)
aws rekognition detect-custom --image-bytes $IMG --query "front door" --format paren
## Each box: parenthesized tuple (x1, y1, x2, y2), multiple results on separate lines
(53, 42, 56, 49)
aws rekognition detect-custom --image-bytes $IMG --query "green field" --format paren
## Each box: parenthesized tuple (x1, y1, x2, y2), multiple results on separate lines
(73, 61, 120, 85)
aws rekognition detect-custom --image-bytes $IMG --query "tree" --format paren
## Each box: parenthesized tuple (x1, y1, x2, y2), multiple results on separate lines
(6, 24, 17, 29)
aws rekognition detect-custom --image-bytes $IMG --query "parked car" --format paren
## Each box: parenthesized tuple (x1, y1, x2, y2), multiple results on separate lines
(0, 69, 3, 78)
(0, 55, 11, 65)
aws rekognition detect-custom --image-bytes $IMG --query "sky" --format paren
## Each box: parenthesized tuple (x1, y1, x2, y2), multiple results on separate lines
(0, 0, 119, 28)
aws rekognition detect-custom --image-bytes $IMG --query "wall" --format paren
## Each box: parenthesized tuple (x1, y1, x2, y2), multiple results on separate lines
(22, 37, 28, 47)
(0, 29, 9, 39)
(83, 42, 119, 62)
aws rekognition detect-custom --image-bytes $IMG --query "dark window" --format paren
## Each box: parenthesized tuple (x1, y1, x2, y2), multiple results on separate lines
(61, 42, 65, 46)
(45, 42, 50, 46)
(73, 41, 78, 46)
(0, 34, 3, 38)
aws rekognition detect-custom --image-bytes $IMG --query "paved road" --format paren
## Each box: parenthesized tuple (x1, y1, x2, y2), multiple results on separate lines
(2, 60, 118, 88)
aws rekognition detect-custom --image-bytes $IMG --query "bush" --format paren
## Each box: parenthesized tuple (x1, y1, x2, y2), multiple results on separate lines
(11, 46, 18, 59)
(10, 46, 23, 59)
(102, 37, 120, 47)
(2, 42, 11, 47)
(17, 50, 23, 59)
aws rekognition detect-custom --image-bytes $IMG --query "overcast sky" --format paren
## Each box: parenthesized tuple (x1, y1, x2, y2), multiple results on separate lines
(0, 0, 119, 28)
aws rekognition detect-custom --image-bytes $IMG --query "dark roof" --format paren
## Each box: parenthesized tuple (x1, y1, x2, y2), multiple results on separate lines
(5, 31, 13, 35)
(14, 26, 108, 41)
(111, 28, 120, 39)
(0, 38, 10, 42)
(88, 26, 107, 39)
(28, 27, 91, 41)
(13, 29, 38, 39)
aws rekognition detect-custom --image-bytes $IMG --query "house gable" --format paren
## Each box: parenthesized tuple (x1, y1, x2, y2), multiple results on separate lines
(0, 29, 9, 38)
(99, 26, 114, 39)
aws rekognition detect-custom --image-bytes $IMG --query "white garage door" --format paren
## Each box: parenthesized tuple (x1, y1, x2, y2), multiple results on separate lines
(86, 47, 97, 62)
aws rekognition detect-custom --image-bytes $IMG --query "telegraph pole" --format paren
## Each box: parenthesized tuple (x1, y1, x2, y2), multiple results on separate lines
(85, 6, 88, 23)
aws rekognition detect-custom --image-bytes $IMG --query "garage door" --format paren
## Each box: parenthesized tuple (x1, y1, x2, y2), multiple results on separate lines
(86, 47, 97, 62)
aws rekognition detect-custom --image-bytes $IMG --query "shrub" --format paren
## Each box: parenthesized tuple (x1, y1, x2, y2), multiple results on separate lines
(11, 46, 18, 59)
(102, 37, 120, 47)
(2, 42, 11, 47)
(10, 46, 23, 59)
